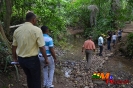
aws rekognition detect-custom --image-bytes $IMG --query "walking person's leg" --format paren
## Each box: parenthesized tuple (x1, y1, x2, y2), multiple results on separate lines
(109, 41, 111, 50)
(120, 36, 122, 41)
(18, 56, 41, 88)
(99, 46, 103, 56)
(38, 56, 45, 88)
(18, 57, 33, 88)
(107, 41, 109, 50)
(43, 61, 49, 87)
(85, 50, 89, 69)
(29, 56, 41, 88)
(87, 50, 93, 69)
(118, 36, 120, 42)
(107, 41, 111, 50)
(47, 56, 55, 88)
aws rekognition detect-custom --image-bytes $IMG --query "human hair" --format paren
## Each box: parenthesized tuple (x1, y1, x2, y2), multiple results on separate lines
(89, 36, 92, 39)
(113, 32, 116, 35)
(26, 12, 36, 21)
(41, 26, 48, 33)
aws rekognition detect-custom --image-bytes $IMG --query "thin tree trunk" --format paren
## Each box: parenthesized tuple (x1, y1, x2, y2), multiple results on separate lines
(0, 0, 3, 13)
(0, 22, 11, 54)
(4, 0, 13, 40)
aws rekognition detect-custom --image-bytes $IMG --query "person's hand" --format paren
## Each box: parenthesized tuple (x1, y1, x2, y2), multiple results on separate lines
(82, 51, 84, 55)
(44, 59, 49, 66)
(54, 59, 57, 63)
(14, 58, 18, 62)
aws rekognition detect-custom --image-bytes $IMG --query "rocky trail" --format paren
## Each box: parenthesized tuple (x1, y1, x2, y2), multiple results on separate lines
(53, 22, 133, 88)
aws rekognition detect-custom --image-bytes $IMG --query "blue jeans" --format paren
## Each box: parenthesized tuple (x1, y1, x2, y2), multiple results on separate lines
(18, 56, 41, 88)
(107, 41, 111, 50)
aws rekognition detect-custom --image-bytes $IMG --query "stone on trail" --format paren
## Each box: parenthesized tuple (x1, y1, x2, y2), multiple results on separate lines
(106, 53, 113, 57)
(104, 57, 108, 60)
(84, 86, 89, 88)
(22, 84, 27, 87)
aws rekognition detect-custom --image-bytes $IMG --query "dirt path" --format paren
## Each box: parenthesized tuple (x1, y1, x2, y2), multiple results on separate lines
(53, 22, 133, 88)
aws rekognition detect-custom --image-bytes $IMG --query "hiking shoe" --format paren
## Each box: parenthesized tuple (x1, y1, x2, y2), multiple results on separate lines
(45, 85, 54, 88)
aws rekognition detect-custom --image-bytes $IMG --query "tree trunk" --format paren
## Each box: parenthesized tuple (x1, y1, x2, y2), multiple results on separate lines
(0, 0, 3, 13)
(0, 22, 11, 54)
(110, 0, 120, 29)
(4, 0, 13, 41)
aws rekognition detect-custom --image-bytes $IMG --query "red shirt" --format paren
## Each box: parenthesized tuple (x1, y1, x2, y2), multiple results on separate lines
(83, 40, 95, 50)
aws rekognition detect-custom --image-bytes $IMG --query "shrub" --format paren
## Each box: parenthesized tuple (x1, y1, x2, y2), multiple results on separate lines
(126, 33, 133, 58)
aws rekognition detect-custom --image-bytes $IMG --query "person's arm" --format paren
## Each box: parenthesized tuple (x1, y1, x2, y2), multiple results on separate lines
(82, 42, 85, 52)
(48, 38, 57, 62)
(37, 30, 49, 65)
(12, 46, 17, 62)
(49, 47, 57, 62)
(107, 35, 110, 38)
(12, 31, 18, 62)
(39, 47, 49, 65)
(101, 38, 103, 45)
(93, 42, 96, 52)
(82, 47, 84, 52)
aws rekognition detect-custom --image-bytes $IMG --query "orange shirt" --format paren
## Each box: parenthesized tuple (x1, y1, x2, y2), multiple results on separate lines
(83, 40, 95, 50)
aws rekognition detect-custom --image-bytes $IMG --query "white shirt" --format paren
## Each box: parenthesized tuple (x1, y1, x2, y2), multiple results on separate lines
(112, 35, 117, 40)
(98, 36, 104, 46)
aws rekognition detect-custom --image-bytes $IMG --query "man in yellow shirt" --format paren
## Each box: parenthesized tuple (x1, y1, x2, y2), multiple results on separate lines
(12, 12, 49, 88)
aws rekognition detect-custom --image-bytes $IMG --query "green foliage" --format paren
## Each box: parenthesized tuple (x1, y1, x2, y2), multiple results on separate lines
(32, 0, 69, 44)
(126, 33, 133, 58)
(0, 40, 12, 73)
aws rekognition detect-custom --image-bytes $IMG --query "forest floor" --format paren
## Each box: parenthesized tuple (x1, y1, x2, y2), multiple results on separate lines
(0, 22, 133, 88)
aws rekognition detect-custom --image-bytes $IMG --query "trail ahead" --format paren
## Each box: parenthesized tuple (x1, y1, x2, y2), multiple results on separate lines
(53, 22, 133, 88)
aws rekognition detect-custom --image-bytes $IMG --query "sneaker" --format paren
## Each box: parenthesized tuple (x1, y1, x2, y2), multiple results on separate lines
(50, 85, 54, 88)
(45, 85, 54, 88)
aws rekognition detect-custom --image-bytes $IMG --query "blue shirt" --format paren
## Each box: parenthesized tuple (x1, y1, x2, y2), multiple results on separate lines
(39, 34, 54, 55)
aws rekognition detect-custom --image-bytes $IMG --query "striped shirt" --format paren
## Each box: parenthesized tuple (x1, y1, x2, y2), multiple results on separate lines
(39, 34, 54, 55)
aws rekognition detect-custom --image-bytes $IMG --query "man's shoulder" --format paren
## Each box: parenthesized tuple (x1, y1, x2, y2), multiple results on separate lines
(14, 25, 24, 33)
(44, 35, 53, 41)
(31, 26, 42, 33)
(32, 25, 41, 30)
(47, 36, 53, 41)
(99, 36, 103, 39)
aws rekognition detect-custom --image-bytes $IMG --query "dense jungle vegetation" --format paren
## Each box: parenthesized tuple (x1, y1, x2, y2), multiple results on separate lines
(0, 0, 133, 73)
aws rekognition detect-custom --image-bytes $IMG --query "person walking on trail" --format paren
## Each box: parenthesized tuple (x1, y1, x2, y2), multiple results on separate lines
(38, 26, 57, 88)
(118, 29, 123, 42)
(82, 36, 95, 70)
(98, 34, 104, 56)
(12, 12, 49, 88)
(112, 32, 117, 48)
(107, 31, 112, 51)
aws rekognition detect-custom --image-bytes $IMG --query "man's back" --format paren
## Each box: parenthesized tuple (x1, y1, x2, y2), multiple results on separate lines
(98, 36, 103, 46)
(83, 40, 95, 50)
(13, 22, 44, 57)
(43, 34, 53, 55)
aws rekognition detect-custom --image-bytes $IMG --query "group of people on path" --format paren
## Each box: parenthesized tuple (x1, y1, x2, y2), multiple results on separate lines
(12, 11, 123, 88)
(12, 12, 56, 88)
(82, 29, 123, 70)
